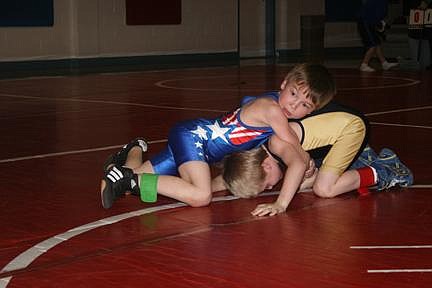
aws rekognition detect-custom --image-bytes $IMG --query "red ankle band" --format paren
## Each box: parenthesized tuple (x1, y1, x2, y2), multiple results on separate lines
(356, 166, 376, 195)
(357, 187, 370, 196)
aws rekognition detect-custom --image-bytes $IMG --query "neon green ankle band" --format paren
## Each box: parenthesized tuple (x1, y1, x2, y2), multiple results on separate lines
(140, 174, 158, 203)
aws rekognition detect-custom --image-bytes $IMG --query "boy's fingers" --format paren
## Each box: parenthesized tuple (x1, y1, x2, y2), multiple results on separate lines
(256, 209, 269, 217)
(251, 208, 262, 216)
(251, 207, 268, 217)
(252, 203, 285, 217)
(256, 211, 265, 217)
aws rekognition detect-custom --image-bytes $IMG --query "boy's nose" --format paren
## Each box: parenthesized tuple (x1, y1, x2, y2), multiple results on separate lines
(290, 100, 299, 109)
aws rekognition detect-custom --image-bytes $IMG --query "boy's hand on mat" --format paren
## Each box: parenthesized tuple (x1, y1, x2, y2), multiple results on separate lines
(251, 202, 286, 217)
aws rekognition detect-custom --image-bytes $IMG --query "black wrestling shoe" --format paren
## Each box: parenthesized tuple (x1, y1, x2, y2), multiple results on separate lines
(101, 165, 139, 209)
(103, 137, 147, 172)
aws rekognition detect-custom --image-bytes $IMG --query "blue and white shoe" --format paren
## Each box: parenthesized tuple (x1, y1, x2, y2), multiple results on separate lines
(350, 145, 379, 169)
(103, 137, 147, 172)
(369, 161, 392, 190)
(377, 148, 414, 187)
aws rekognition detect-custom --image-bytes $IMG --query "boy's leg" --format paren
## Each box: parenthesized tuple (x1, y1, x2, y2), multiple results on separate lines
(313, 147, 414, 199)
(351, 146, 413, 191)
(152, 161, 213, 207)
(103, 137, 147, 171)
(101, 158, 155, 209)
(124, 146, 145, 169)
(102, 161, 213, 209)
(100, 137, 152, 208)
(312, 144, 377, 198)
(312, 145, 377, 197)
(313, 169, 360, 198)
(101, 165, 140, 209)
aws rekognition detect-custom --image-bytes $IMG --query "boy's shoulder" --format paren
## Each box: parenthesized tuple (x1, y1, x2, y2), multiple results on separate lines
(241, 91, 279, 106)
(246, 96, 280, 114)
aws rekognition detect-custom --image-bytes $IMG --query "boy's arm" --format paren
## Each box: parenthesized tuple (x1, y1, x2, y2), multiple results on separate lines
(251, 135, 307, 217)
(264, 102, 310, 164)
(211, 175, 226, 192)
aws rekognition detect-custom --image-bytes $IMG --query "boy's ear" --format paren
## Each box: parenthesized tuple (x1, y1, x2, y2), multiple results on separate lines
(261, 157, 272, 172)
(280, 79, 287, 90)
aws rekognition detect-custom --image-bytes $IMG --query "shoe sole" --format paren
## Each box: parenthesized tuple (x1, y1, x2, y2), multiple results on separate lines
(100, 179, 113, 209)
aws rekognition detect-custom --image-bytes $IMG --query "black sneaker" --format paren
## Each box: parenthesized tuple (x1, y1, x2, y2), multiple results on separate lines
(103, 138, 147, 172)
(101, 165, 139, 209)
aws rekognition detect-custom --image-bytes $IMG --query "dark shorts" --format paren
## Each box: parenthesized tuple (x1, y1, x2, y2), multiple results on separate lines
(357, 20, 382, 48)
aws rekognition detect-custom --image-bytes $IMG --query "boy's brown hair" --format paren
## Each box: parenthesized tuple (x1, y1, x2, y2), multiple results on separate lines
(222, 146, 268, 198)
(285, 63, 336, 109)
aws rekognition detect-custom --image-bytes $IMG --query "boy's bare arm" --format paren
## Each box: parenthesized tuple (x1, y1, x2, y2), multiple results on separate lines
(264, 102, 310, 164)
(251, 135, 307, 217)
(211, 175, 226, 193)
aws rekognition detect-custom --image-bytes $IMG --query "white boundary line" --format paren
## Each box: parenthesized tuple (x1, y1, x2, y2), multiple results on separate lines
(350, 245, 432, 273)
(370, 122, 432, 130)
(367, 269, 432, 273)
(366, 106, 432, 116)
(351, 245, 432, 249)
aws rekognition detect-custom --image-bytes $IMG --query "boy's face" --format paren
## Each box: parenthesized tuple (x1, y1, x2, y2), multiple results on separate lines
(260, 156, 283, 192)
(279, 79, 316, 119)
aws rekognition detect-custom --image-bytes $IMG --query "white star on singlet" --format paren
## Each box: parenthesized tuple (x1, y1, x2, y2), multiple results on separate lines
(191, 126, 208, 140)
(207, 121, 230, 143)
(195, 142, 203, 149)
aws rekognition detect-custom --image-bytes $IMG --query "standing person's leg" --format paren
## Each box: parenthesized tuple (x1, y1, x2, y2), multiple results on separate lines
(376, 45, 399, 70)
(375, 45, 386, 63)
(358, 21, 377, 72)
(361, 47, 377, 71)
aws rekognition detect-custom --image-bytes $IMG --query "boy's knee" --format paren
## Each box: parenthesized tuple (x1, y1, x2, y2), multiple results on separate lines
(313, 183, 334, 198)
(189, 192, 212, 207)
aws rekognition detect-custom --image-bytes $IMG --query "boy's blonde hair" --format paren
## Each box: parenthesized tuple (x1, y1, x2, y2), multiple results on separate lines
(222, 146, 268, 198)
(285, 63, 336, 109)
